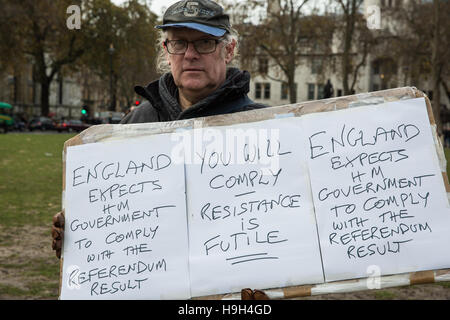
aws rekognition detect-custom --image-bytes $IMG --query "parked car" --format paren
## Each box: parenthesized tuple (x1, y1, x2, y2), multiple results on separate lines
(12, 116, 26, 131)
(0, 102, 14, 134)
(56, 119, 91, 133)
(97, 111, 124, 124)
(28, 117, 56, 131)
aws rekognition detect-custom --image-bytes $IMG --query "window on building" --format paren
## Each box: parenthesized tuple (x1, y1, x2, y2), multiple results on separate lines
(372, 83, 380, 92)
(255, 83, 262, 99)
(311, 58, 323, 74)
(373, 60, 380, 75)
(317, 84, 325, 99)
(8, 76, 17, 103)
(264, 83, 271, 99)
(258, 57, 269, 75)
(337, 89, 342, 97)
(281, 82, 288, 100)
(307, 83, 315, 100)
(298, 35, 309, 47)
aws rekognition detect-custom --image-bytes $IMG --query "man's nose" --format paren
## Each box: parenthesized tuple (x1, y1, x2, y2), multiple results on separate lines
(184, 42, 200, 59)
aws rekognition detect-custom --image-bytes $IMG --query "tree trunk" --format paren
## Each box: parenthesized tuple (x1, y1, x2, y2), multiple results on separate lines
(431, 0, 442, 135)
(288, 70, 297, 104)
(40, 78, 50, 117)
(342, 9, 352, 94)
(109, 71, 117, 111)
(342, 37, 351, 95)
(289, 81, 297, 104)
(34, 49, 53, 117)
(341, 0, 358, 96)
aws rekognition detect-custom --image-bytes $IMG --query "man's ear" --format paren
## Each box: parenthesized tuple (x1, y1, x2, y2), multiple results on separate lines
(224, 38, 236, 64)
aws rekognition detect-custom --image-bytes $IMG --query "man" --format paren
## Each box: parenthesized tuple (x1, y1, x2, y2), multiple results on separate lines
(120, 0, 266, 123)
(323, 79, 334, 99)
(52, 0, 269, 300)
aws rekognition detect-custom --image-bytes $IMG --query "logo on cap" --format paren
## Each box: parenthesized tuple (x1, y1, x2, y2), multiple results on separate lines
(155, 0, 230, 36)
(184, 1, 199, 17)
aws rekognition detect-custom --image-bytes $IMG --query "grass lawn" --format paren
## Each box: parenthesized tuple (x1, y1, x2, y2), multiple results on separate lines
(0, 133, 449, 299)
(0, 133, 75, 299)
(0, 134, 75, 227)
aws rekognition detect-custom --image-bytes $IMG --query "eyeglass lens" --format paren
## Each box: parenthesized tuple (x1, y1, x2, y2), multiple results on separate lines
(166, 39, 219, 54)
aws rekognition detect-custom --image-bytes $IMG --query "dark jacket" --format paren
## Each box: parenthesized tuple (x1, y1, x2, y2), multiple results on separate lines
(120, 68, 267, 124)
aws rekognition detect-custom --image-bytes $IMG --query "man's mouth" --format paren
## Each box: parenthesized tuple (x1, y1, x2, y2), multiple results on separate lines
(183, 68, 203, 72)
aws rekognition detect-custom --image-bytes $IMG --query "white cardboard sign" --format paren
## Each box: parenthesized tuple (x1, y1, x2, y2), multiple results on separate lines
(302, 98, 450, 281)
(60, 97, 450, 299)
(60, 134, 190, 299)
(184, 119, 324, 297)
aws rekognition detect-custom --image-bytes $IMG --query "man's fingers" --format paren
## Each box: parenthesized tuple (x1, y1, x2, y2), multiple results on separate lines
(253, 289, 269, 300)
(240, 288, 270, 300)
(52, 213, 59, 226)
(52, 212, 65, 229)
(52, 211, 65, 259)
(52, 228, 61, 240)
(52, 239, 62, 250)
(241, 288, 254, 300)
(52, 239, 59, 250)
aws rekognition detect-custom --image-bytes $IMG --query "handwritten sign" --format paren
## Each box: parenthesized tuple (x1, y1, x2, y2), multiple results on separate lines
(302, 98, 450, 282)
(60, 134, 191, 299)
(60, 97, 450, 299)
(183, 119, 324, 297)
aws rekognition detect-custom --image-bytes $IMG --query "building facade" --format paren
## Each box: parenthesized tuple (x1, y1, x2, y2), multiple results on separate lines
(248, 0, 449, 111)
(0, 58, 128, 121)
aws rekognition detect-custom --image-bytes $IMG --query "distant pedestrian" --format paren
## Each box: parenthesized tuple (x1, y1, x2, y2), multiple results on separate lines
(324, 79, 334, 99)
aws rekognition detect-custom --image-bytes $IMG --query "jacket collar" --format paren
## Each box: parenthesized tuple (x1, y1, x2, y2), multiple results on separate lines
(134, 67, 250, 121)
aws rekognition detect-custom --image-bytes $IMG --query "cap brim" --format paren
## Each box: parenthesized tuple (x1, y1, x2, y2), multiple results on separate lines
(155, 22, 226, 37)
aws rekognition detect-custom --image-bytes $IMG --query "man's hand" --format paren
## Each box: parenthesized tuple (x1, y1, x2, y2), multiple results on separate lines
(51, 211, 65, 259)
(241, 288, 269, 300)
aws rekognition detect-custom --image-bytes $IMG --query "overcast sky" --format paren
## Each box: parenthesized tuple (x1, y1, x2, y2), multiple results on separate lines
(110, 0, 331, 19)
(111, 0, 181, 17)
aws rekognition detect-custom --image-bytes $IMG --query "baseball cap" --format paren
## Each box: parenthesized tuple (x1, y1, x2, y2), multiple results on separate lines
(155, 0, 231, 37)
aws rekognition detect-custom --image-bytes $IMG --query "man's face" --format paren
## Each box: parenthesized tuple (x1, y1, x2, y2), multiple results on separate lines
(165, 28, 234, 100)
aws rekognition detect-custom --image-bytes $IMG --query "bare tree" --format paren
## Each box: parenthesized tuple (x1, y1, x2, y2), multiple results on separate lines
(332, 0, 374, 95)
(77, 0, 159, 112)
(0, 0, 90, 116)
(431, 0, 445, 133)
(0, 0, 159, 115)
(386, 0, 449, 134)
(235, 0, 334, 103)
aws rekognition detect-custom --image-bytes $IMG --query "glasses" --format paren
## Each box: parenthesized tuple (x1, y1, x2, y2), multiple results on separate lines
(164, 38, 224, 55)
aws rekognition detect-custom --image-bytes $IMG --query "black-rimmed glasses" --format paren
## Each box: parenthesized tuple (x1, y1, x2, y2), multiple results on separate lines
(164, 38, 224, 55)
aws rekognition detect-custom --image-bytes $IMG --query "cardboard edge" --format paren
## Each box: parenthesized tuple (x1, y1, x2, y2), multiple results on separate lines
(409, 270, 435, 285)
(192, 87, 449, 300)
(59, 87, 449, 300)
(417, 91, 450, 193)
(58, 134, 84, 299)
(282, 284, 313, 298)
